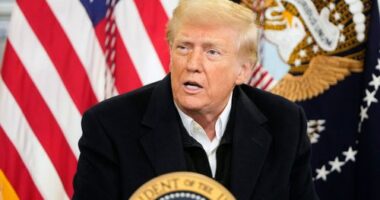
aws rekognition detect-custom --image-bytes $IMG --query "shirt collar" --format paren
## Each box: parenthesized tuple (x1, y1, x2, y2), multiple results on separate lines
(175, 93, 233, 141)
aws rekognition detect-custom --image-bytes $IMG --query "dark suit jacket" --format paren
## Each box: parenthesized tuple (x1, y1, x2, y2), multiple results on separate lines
(73, 75, 318, 200)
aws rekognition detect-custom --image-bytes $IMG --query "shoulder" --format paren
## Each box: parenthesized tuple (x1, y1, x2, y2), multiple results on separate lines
(236, 84, 306, 141)
(238, 84, 302, 117)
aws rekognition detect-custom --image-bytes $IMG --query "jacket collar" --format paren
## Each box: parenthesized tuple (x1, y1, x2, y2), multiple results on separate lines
(140, 75, 187, 175)
(229, 86, 272, 199)
(139, 75, 272, 199)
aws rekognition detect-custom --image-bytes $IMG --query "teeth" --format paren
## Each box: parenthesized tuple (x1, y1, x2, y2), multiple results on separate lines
(185, 84, 201, 90)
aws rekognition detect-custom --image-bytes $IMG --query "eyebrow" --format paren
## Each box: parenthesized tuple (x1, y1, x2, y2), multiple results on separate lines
(175, 38, 225, 49)
(202, 42, 221, 49)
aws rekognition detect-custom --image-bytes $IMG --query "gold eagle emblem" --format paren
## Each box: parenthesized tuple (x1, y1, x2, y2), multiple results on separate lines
(241, 0, 371, 101)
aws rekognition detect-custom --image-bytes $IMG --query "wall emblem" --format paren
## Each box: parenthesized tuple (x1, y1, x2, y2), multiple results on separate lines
(242, 0, 370, 101)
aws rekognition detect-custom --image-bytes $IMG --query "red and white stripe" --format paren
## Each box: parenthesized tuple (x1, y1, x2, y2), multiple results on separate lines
(249, 64, 277, 91)
(0, 0, 178, 198)
(115, 0, 166, 85)
(0, 75, 69, 199)
(44, 0, 108, 102)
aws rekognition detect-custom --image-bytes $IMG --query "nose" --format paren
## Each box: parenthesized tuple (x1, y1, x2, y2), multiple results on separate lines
(186, 49, 202, 72)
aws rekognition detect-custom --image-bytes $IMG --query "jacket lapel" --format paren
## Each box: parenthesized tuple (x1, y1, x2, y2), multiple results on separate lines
(139, 75, 187, 175)
(138, 78, 272, 198)
(230, 87, 272, 199)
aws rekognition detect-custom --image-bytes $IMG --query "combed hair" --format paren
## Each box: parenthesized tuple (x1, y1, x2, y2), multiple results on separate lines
(166, 0, 259, 63)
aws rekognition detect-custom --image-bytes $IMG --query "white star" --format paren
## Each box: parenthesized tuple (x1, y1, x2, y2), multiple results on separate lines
(316, 165, 329, 181)
(299, 50, 307, 58)
(306, 119, 325, 144)
(329, 3, 336, 10)
(308, 120, 318, 127)
(376, 59, 380, 71)
(343, 147, 357, 162)
(307, 37, 313, 44)
(334, 12, 341, 20)
(316, 125, 325, 132)
(312, 45, 319, 53)
(360, 106, 369, 121)
(316, 120, 326, 132)
(294, 59, 301, 67)
(369, 74, 380, 90)
(339, 35, 346, 43)
(308, 133, 320, 144)
(363, 89, 378, 106)
(329, 157, 345, 173)
(307, 127, 313, 134)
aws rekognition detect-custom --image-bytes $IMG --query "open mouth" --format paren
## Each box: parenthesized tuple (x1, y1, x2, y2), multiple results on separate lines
(184, 81, 203, 90)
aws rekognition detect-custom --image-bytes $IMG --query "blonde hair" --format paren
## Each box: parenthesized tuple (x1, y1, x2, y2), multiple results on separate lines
(166, 0, 259, 63)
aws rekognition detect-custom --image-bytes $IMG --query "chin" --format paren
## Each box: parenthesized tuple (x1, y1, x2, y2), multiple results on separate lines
(177, 99, 204, 113)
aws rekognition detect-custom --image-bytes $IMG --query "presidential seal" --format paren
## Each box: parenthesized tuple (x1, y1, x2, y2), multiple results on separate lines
(241, 0, 371, 101)
(130, 172, 235, 200)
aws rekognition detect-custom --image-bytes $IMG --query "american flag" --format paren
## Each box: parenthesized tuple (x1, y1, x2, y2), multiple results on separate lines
(0, 0, 179, 199)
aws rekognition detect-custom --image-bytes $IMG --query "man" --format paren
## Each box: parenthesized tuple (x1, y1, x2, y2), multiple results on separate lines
(73, 0, 318, 199)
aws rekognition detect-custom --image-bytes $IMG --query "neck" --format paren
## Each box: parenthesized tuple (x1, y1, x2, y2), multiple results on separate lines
(192, 113, 219, 140)
(183, 101, 228, 140)
(175, 93, 233, 141)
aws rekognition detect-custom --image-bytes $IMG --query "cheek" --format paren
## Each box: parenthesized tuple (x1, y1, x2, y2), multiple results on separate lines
(211, 65, 239, 82)
(170, 57, 187, 92)
(170, 55, 186, 72)
(207, 67, 238, 92)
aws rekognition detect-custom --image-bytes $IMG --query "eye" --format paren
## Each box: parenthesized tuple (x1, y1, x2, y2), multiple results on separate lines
(175, 45, 189, 55)
(208, 49, 220, 55)
(177, 45, 186, 50)
(206, 49, 222, 59)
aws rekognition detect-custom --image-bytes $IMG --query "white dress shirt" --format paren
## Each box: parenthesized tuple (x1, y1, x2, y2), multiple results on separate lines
(175, 94, 232, 177)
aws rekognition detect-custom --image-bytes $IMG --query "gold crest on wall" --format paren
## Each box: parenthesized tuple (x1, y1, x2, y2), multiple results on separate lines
(242, 0, 371, 101)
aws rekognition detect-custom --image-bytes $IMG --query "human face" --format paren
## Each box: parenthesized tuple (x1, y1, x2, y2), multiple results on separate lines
(170, 23, 250, 116)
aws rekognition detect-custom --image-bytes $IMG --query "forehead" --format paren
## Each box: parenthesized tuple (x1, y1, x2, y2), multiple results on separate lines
(174, 23, 239, 46)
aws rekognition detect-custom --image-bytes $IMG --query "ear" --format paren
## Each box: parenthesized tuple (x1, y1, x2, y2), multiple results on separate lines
(235, 61, 253, 85)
